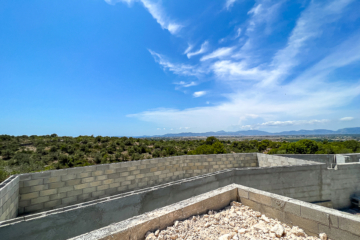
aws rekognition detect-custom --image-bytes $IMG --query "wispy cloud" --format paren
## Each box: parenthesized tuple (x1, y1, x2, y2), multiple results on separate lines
(225, 0, 238, 10)
(242, 119, 330, 129)
(105, 0, 182, 34)
(186, 41, 209, 58)
(149, 50, 204, 77)
(340, 117, 354, 121)
(127, 0, 360, 133)
(104, 0, 135, 5)
(175, 81, 197, 88)
(141, 0, 182, 34)
(200, 47, 235, 61)
(193, 91, 207, 97)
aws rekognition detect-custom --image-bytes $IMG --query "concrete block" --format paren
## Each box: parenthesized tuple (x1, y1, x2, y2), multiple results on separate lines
(65, 179, 81, 186)
(67, 189, 83, 197)
(89, 181, 102, 187)
(338, 214, 360, 236)
(58, 186, 75, 193)
(31, 196, 50, 205)
(24, 203, 43, 213)
(49, 192, 67, 201)
(284, 212, 319, 236)
(82, 187, 97, 194)
(91, 170, 104, 176)
(92, 190, 105, 198)
(248, 191, 272, 206)
(44, 200, 61, 209)
(300, 204, 332, 226)
(97, 185, 110, 191)
(81, 177, 95, 183)
(31, 171, 51, 179)
(44, 176, 61, 184)
(20, 192, 39, 200)
(107, 173, 120, 179)
(74, 183, 90, 190)
(62, 196, 77, 205)
(96, 175, 108, 181)
(49, 182, 65, 189)
(23, 179, 44, 187)
(50, 170, 68, 177)
(39, 189, 57, 197)
(61, 174, 77, 181)
(319, 224, 360, 240)
(77, 172, 92, 178)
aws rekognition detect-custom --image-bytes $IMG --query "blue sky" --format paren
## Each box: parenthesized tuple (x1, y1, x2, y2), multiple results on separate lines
(1, 0, 360, 136)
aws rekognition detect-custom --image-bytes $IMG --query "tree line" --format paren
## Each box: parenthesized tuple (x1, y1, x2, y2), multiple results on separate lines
(0, 134, 359, 182)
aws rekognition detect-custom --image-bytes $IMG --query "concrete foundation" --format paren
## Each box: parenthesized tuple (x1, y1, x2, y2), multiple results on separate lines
(0, 153, 360, 239)
(70, 184, 360, 240)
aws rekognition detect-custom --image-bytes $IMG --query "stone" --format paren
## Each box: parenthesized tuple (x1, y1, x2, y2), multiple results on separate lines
(319, 233, 328, 240)
(271, 224, 284, 238)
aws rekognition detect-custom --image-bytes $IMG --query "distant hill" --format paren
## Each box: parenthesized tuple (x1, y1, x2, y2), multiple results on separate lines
(137, 127, 360, 138)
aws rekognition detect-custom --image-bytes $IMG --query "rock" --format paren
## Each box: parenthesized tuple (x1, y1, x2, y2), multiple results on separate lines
(255, 212, 262, 217)
(271, 224, 284, 237)
(231, 201, 242, 207)
(154, 230, 160, 236)
(261, 215, 270, 223)
(238, 229, 247, 234)
(145, 232, 156, 240)
(291, 226, 306, 237)
(253, 222, 269, 233)
(174, 221, 179, 227)
(319, 233, 328, 240)
(219, 234, 231, 240)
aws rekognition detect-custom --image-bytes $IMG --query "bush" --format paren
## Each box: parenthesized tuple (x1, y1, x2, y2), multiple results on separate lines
(0, 168, 9, 182)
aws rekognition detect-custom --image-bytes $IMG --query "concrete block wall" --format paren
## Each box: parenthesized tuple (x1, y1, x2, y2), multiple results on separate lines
(17, 153, 257, 215)
(237, 185, 360, 240)
(257, 153, 318, 167)
(322, 162, 360, 209)
(71, 184, 360, 240)
(235, 164, 327, 203)
(336, 153, 360, 164)
(0, 176, 19, 221)
(276, 154, 335, 168)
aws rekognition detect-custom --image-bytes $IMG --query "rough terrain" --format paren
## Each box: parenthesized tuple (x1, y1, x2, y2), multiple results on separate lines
(145, 201, 329, 240)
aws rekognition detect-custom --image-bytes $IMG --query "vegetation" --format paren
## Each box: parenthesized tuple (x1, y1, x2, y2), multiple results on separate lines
(0, 134, 359, 182)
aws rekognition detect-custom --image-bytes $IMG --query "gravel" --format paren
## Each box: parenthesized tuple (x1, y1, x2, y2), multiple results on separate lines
(145, 201, 330, 240)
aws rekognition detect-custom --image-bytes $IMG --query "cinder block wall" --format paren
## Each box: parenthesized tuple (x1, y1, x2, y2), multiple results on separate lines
(17, 153, 258, 215)
(276, 154, 335, 168)
(322, 163, 360, 209)
(0, 176, 19, 221)
(235, 164, 326, 203)
(257, 153, 317, 167)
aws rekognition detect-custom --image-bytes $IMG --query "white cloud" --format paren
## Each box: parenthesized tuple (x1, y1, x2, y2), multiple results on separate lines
(340, 117, 354, 121)
(200, 47, 235, 61)
(212, 60, 267, 81)
(127, 0, 360, 133)
(149, 50, 204, 77)
(225, 0, 238, 10)
(104, 0, 135, 5)
(141, 0, 182, 34)
(175, 81, 197, 87)
(241, 119, 329, 129)
(186, 41, 209, 58)
(105, 0, 182, 34)
(193, 91, 207, 97)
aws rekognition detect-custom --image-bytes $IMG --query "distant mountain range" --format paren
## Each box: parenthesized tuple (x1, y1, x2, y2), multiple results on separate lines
(137, 127, 360, 138)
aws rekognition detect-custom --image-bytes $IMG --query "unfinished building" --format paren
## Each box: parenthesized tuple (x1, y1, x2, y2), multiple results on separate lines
(0, 153, 359, 240)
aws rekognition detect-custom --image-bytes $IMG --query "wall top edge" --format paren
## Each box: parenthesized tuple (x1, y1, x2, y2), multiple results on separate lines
(14, 153, 258, 179)
(0, 175, 19, 191)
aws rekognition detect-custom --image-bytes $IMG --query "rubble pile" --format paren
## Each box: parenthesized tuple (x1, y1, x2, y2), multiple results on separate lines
(145, 201, 330, 240)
